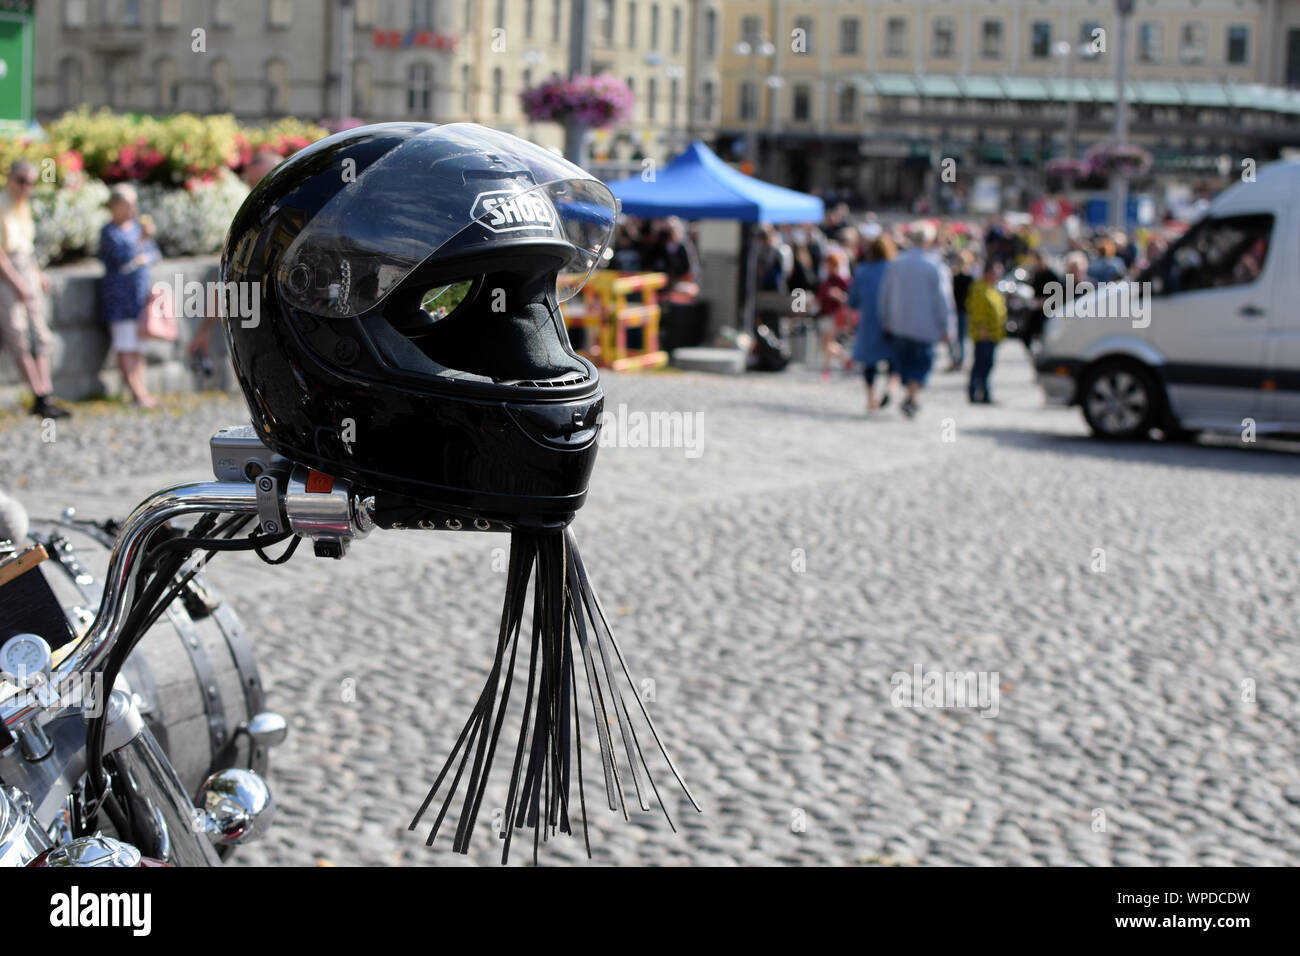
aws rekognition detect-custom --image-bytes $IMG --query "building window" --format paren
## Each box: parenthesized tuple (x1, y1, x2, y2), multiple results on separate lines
(123, 0, 141, 27)
(1080, 21, 1102, 55)
(60, 56, 85, 107)
(932, 18, 954, 58)
(268, 0, 292, 29)
(837, 85, 856, 124)
(650, 3, 660, 49)
(646, 76, 657, 119)
(598, 0, 614, 43)
(411, 0, 433, 30)
(885, 17, 907, 58)
(211, 57, 232, 111)
(741, 15, 762, 48)
(463, 0, 473, 31)
(793, 16, 813, 55)
(105, 57, 129, 108)
(495, 0, 506, 29)
(792, 84, 811, 122)
(525, 0, 535, 37)
(701, 79, 715, 122)
(670, 76, 680, 124)
(672, 6, 682, 54)
(552, 0, 562, 42)
(461, 63, 472, 113)
(63, 0, 87, 28)
(628, 1, 637, 46)
(408, 62, 433, 115)
(492, 66, 504, 114)
(704, 8, 717, 57)
(156, 56, 176, 110)
(265, 59, 287, 113)
(840, 18, 860, 55)
(355, 0, 375, 27)
(1180, 23, 1206, 64)
(1227, 25, 1249, 65)
(353, 59, 372, 114)
(213, 0, 233, 28)
(158, 0, 180, 27)
(1138, 22, 1162, 63)
(1030, 21, 1051, 59)
(982, 20, 1003, 59)
(739, 80, 757, 120)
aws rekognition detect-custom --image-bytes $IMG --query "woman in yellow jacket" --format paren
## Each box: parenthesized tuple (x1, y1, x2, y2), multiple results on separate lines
(965, 261, 1006, 404)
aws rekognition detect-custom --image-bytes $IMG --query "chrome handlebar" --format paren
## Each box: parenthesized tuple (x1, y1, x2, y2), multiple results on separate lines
(2, 465, 370, 732)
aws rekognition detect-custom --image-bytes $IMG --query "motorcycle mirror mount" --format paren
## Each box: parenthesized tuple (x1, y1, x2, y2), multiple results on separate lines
(196, 767, 274, 848)
(245, 712, 288, 749)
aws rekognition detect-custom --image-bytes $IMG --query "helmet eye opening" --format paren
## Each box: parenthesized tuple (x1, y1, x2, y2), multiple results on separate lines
(419, 278, 476, 322)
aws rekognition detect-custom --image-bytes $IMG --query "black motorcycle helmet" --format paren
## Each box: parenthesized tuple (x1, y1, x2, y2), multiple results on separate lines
(219, 123, 618, 528)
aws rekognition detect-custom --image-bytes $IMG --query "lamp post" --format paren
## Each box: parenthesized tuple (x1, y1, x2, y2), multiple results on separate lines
(334, 0, 355, 124)
(734, 38, 775, 176)
(1111, 0, 1135, 229)
(565, 0, 591, 164)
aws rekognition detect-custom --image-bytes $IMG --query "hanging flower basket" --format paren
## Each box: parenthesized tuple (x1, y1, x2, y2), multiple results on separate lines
(1044, 157, 1092, 181)
(1083, 142, 1153, 179)
(520, 74, 634, 129)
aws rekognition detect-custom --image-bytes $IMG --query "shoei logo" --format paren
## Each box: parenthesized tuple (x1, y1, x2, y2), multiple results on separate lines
(472, 190, 556, 233)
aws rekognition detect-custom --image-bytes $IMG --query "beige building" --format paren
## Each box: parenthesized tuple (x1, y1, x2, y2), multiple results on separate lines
(717, 0, 1300, 205)
(33, 0, 721, 172)
(32, 1, 1300, 208)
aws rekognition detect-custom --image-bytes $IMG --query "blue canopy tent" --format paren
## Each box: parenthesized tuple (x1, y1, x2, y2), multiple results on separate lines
(605, 142, 825, 341)
(605, 140, 824, 223)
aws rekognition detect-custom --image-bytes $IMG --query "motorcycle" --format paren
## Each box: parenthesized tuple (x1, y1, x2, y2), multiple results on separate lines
(1, 421, 691, 867)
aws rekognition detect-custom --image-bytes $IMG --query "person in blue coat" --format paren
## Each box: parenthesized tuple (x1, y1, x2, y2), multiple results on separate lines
(98, 183, 160, 407)
(848, 231, 898, 412)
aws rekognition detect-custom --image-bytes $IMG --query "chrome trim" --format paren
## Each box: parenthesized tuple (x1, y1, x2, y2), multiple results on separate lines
(197, 768, 274, 847)
(2, 482, 260, 732)
(0, 784, 52, 866)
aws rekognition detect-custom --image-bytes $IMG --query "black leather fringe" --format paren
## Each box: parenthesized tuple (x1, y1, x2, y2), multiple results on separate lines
(409, 528, 698, 863)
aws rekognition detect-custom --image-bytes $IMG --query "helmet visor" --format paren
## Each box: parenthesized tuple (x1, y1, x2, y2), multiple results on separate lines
(276, 123, 618, 317)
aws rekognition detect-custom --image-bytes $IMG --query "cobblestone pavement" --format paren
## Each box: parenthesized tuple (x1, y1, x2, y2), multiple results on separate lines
(3, 344, 1299, 866)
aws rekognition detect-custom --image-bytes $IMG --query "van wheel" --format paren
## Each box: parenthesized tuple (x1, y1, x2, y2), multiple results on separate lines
(1081, 360, 1161, 440)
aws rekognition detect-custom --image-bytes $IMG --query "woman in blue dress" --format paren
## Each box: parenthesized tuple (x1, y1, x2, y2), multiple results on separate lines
(98, 183, 160, 407)
(848, 232, 898, 412)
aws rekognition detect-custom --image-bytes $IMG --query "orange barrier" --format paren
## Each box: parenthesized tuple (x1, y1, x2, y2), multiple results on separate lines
(561, 270, 670, 371)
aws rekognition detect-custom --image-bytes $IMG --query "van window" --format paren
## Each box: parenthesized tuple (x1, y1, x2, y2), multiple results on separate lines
(1146, 214, 1273, 295)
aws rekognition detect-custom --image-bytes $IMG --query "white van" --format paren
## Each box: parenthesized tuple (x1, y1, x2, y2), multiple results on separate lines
(1037, 159, 1300, 440)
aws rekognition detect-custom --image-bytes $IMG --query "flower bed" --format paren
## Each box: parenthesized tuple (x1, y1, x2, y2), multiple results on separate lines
(2, 110, 329, 264)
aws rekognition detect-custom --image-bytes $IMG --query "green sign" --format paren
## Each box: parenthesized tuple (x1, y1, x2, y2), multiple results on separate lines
(0, 1, 34, 129)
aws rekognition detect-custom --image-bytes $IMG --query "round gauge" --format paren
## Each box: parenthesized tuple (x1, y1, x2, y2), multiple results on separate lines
(0, 633, 53, 688)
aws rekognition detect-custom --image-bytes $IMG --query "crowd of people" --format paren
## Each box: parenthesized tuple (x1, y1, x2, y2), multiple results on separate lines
(749, 208, 1175, 417)
(0, 152, 1175, 423)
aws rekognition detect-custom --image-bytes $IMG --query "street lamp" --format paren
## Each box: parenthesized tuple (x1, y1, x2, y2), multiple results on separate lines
(1111, 0, 1135, 228)
(735, 39, 776, 176)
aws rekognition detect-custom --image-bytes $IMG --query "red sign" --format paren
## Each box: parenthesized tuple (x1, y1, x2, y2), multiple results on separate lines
(372, 29, 459, 51)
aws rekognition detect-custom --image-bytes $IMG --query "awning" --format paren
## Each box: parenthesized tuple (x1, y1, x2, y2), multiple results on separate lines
(871, 74, 919, 96)
(915, 74, 962, 98)
(957, 75, 1005, 99)
(1183, 82, 1231, 107)
(1134, 81, 1185, 105)
(999, 77, 1049, 100)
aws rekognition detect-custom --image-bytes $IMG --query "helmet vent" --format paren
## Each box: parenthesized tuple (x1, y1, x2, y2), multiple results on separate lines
(502, 371, 590, 388)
